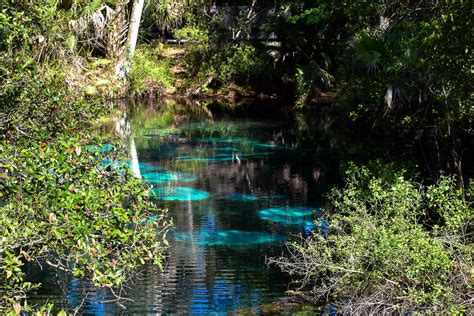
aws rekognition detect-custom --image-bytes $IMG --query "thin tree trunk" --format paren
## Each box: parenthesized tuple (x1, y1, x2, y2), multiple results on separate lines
(234, 0, 257, 40)
(116, 0, 144, 77)
(126, 0, 144, 59)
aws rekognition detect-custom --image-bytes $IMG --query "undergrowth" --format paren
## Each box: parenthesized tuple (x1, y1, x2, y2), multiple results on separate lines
(269, 161, 473, 314)
(128, 47, 174, 97)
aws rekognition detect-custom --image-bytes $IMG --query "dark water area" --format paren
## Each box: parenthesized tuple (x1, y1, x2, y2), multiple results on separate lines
(26, 99, 376, 315)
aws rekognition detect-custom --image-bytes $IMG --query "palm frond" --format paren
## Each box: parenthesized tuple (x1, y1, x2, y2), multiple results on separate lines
(296, 62, 334, 94)
(355, 33, 388, 73)
(69, 1, 129, 59)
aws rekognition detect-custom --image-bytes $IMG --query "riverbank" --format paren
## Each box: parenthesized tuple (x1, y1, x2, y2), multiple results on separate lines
(113, 42, 473, 184)
(123, 43, 295, 103)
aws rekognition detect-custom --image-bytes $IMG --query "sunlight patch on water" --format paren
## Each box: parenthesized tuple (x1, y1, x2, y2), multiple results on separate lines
(150, 186, 210, 201)
(137, 162, 163, 172)
(173, 230, 287, 246)
(142, 172, 196, 183)
(253, 143, 282, 149)
(258, 206, 319, 225)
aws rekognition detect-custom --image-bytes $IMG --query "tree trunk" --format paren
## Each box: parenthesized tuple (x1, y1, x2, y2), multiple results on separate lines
(116, 0, 144, 78)
(107, 2, 127, 62)
(126, 0, 144, 59)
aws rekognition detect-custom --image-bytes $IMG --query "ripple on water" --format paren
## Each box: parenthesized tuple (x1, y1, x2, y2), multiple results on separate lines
(222, 193, 286, 202)
(176, 156, 246, 163)
(222, 193, 260, 202)
(196, 137, 249, 144)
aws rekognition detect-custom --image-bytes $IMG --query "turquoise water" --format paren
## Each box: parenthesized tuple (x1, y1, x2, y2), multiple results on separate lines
(150, 186, 210, 201)
(29, 100, 347, 315)
(173, 230, 287, 246)
(143, 171, 196, 183)
(258, 206, 321, 225)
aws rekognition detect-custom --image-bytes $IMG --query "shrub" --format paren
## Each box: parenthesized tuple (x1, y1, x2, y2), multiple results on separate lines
(173, 25, 209, 43)
(1, 30, 172, 314)
(128, 48, 174, 96)
(0, 137, 171, 313)
(269, 162, 473, 314)
(217, 45, 266, 83)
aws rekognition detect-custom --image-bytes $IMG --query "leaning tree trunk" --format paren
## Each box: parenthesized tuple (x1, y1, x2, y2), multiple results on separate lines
(116, 0, 144, 78)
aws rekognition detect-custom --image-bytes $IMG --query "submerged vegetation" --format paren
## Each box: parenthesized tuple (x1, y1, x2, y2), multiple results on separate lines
(1, 0, 473, 314)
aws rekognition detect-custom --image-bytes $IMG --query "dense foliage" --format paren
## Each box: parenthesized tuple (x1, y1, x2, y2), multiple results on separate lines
(1, 1, 171, 313)
(269, 162, 473, 314)
(171, 0, 472, 178)
(128, 46, 174, 96)
(1, 137, 170, 313)
(1, 0, 472, 313)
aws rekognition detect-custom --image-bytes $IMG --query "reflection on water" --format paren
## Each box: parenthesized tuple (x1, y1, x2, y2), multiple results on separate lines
(27, 98, 361, 314)
(142, 171, 196, 183)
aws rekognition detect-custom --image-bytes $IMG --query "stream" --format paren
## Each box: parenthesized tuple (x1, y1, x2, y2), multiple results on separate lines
(27, 99, 370, 314)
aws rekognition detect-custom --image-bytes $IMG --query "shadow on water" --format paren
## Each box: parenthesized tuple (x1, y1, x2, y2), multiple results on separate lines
(26, 97, 378, 314)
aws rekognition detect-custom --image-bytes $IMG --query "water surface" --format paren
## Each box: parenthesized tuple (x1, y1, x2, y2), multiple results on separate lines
(28, 99, 357, 314)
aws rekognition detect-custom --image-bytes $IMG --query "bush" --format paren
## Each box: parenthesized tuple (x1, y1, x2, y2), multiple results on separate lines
(128, 47, 174, 96)
(0, 57, 172, 312)
(0, 137, 171, 313)
(173, 25, 209, 43)
(1, 12, 172, 312)
(185, 43, 268, 88)
(217, 45, 266, 83)
(0, 54, 104, 143)
(269, 162, 473, 314)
